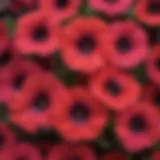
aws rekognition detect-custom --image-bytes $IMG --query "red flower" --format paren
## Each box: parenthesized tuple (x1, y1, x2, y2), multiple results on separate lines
(146, 45, 160, 85)
(0, 20, 9, 54)
(15, 11, 59, 56)
(32, 56, 54, 70)
(16, 0, 36, 8)
(52, 87, 108, 141)
(101, 152, 128, 160)
(102, 21, 148, 69)
(47, 144, 96, 160)
(152, 151, 160, 160)
(142, 85, 160, 113)
(77, 74, 90, 86)
(135, 0, 160, 27)
(8, 0, 37, 16)
(36, 141, 53, 156)
(0, 42, 18, 71)
(0, 59, 41, 106)
(60, 17, 107, 73)
(89, 0, 133, 17)
(2, 142, 41, 160)
(0, 123, 15, 154)
(89, 67, 140, 111)
(115, 103, 160, 152)
(40, 0, 81, 22)
(10, 73, 66, 133)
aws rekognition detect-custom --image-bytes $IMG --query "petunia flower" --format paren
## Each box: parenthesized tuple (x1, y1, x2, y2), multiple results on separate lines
(90, 67, 140, 111)
(146, 45, 160, 85)
(141, 85, 160, 114)
(0, 20, 9, 54)
(102, 21, 148, 69)
(40, 0, 81, 22)
(0, 123, 15, 155)
(10, 73, 67, 133)
(47, 143, 96, 160)
(89, 0, 133, 17)
(15, 11, 59, 56)
(8, 0, 37, 16)
(101, 152, 128, 160)
(115, 103, 160, 152)
(0, 59, 41, 106)
(52, 87, 108, 141)
(2, 142, 41, 160)
(135, 0, 160, 27)
(60, 17, 107, 73)
(152, 151, 160, 160)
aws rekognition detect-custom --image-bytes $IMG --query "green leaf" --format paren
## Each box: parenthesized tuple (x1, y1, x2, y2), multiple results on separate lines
(4, 16, 16, 36)
(133, 64, 149, 84)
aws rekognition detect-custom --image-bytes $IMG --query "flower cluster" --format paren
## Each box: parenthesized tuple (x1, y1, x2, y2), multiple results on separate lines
(0, 0, 160, 159)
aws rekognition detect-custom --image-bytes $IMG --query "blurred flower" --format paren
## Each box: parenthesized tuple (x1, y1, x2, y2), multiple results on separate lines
(52, 87, 108, 141)
(0, 59, 41, 106)
(103, 21, 148, 69)
(47, 144, 96, 160)
(32, 56, 54, 71)
(36, 141, 53, 156)
(152, 151, 160, 160)
(142, 85, 160, 113)
(146, 45, 160, 85)
(89, 0, 133, 17)
(60, 17, 107, 73)
(15, 11, 59, 56)
(0, 20, 9, 54)
(101, 152, 128, 160)
(40, 0, 81, 22)
(3, 142, 41, 160)
(115, 103, 160, 152)
(10, 73, 66, 133)
(90, 67, 140, 111)
(135, 0, 160, 27)
(77, 73, 90, 86)
(0, 43, 16, 71)
(0, 123, 15, 155)
(8, 0, 37, 16)
(0, 0, 159, 156)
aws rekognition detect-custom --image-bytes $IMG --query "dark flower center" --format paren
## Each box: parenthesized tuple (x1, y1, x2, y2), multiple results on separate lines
(56, 0, 69, 9)
(32, 25, 48, 42)
(0, 135, 4, 148)
(73, 158, 81, 160)
(153, 92, 160, 106)
(71, 102, 90, 123)
(105, 0, 117, 4)
(76, 35, 96, 54)
(32, 92, 49, 111)
(13, 75, 25, 90)
(155, 59, 160, 70)
(68, 157, 81, 160)
(116, 36, 132, 53)
(148, 1, 160, 14)
(0, 50, 12, 67)
(104, 79, 122, 96)
(129, 115, 147, 133)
